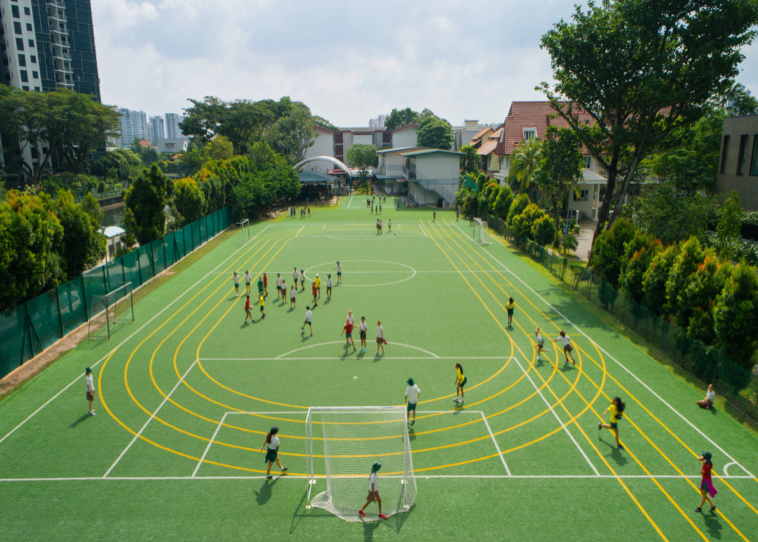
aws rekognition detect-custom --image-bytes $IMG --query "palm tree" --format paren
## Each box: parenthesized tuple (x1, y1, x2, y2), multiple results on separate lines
(509, 138, 543, 193)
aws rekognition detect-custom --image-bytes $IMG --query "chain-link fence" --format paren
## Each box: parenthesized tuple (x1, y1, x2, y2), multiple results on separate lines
(0, 207, 231, 380)
(501, 224, 758, 426)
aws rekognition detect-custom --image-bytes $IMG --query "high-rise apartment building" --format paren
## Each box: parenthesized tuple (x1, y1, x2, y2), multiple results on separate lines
(368, 114, 388, 128)
(164, 113, 185, 139)
(0, 0, 100, 98)
(117, 108, 148, 146)
(148, 115, 165, 143)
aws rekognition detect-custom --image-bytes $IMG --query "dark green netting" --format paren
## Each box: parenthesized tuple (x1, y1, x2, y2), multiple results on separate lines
(138, 245, 154, 283)
(57, 278, 87, 336)
(25, 288, 63, 354)
(82, 267, 107, 320)
(0, 305, 24, 373)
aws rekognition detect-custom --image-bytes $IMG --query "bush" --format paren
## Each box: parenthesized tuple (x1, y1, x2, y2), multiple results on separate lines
(492, 185, 514, 221)
(622, 237, 661, 304)
(511, 203, 545, 242)
(714, 263, 758, 369)
(532, 214, 556, 246)
(642, 243, 679, 317)
(677, 254, 731, 345)
(664, 237, 705, 317)
(507, 193, 530, 225)
(591, 218, 636, 288)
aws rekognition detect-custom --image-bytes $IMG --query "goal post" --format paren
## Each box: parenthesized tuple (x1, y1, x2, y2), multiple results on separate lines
(235, 219, 250, 246)
(87, 282, 134, 340)
(305, 406, 417, 522)
(474, 218, 491, 245)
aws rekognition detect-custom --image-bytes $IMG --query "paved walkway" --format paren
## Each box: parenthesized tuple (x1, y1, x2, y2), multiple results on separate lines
(574, 219, 598, 261)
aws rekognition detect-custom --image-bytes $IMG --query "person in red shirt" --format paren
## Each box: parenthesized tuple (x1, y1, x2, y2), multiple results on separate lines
(342, 320, 356, 352)
(244, 295, 253, 325)
(696, 451, 718, 513)
(311, 281, 318, 308)
(262, 273, 268, 298)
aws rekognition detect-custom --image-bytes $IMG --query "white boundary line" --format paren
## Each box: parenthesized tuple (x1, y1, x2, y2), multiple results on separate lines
(103, 359, 199, 478)
(454, 222, 756, 478)
(513, 357, 600, 476)
(200, 356, 511, 362)
(294, 225, 305, 238)
(419, 224, 427, 237)
(272, 340, 440, 360)
(193, 412, 228, 477)
(481, 411, 511, 475)
(0, 224, 270, 449)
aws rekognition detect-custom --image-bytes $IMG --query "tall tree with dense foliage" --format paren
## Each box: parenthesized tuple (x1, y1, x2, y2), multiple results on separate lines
(173, 178, 205, 227)
(509, 138, 543, 193)
(717, 191, 743, 260)
(345, 144, 378, 179)
(264, 102, 316, 165)
(91, 148, 144, 182)
(622, 234, 660, 305)
(507, 193, 530, 225)
(677, 254, 731, 344)
(417, 117, 454, 150)
(642, 244, 679, 317)
(590, 218, 636, 288)
(459, 145, 479, 175)
(539, 0, 758, 251)
(124, 165, 169, 245)
(532, 214, 557, 246)
(629, 184, 712, 245)
(384, 108, 419, 132)
(714, 262, 758, 369)
(533, 127, 583, 228)
(664, 237, 705, 317)
(54, 190, 106, 280)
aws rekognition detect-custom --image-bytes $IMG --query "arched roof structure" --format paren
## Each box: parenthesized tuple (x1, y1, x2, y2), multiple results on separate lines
(294, 156, 353, 178)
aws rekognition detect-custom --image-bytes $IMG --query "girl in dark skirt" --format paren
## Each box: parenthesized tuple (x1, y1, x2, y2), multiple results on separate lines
(259, 426, 288, 480)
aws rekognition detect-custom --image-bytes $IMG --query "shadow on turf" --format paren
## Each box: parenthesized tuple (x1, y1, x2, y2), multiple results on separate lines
(69, 413, 92, 428)
(254, 477, 280, 506)
(599, 437, 628, 466)
(701, 510, 723, 539)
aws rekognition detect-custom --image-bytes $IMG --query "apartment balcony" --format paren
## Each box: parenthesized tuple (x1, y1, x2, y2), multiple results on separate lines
(49, 27, 68, 35)
(47, 12, 66, 23)
(55, 66, 73, 74)
(46, 0, 65, 7)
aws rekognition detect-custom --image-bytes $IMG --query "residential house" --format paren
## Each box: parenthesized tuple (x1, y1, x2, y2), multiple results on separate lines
(467, 125, 495, 150)
(155, 138, 189, 154)
(717, 115, 758, 211)
(453, 120, 484, 151)
(477, 125, 503, 179)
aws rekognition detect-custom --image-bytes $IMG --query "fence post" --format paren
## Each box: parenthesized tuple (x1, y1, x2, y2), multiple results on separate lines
(102, 265, 108, 295)
(137, 250, 143, 286)
(151, 242, 156, 278)
(163, 237, 169, 271)
(81, 275, 89, 321)
(55, 286, 64, 339)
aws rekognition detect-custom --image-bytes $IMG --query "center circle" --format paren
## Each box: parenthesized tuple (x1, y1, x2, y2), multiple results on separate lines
(303, 260, 416, 287)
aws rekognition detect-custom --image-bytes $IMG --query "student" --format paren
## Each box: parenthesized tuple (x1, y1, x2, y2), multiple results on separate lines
(376, 218, 380, 235)
(244, 294, 253, 325)
(534, 327, 549, 361)
(696, 452, 718, 513)
(697, 384, 716, 410)
(85, 367, 96, 416)
(379, 220, 383, 235)
(314, 274, 321, 299)
(232, 272, 240, 297)
(359, 316, 368, 353)
(388, 219, 392, 233)
(598, 396, 625, 450)
(506, 297, 515, 328)
(259, 426, 288, 480)
(379, 204, 382, 215)
(245, 270, 252, 295)
(342, 318, 356, 352)
(376, 320, 386, 355)
(454, 363, 467, 404)
(347, 310, 355, 325)
(257, 275, 264, 299)
(290, 284, 297, 309)
(333, 261, 343, 284)
(302, 306, 313, 336)
(311, 280, 318, 308)
(307, 207, 311, 217)
(405, 378, 420, 425)
(276, 273, 283, 300)
(257, 292, 266, 320)
(552, 331, 576, 365)
(263, 273, 269, 298)
(358, 463, 388, 520)
(326, 274, 333, 301)
(300, 269, 306, 292)
(280, 279, 286, 302)
(292, 267, 299, 290)
(469, 215, 474, 227)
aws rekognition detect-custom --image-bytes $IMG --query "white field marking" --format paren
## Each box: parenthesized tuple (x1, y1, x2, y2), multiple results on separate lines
(322, 224, 325, 230)
(724, 462, 735, 477)
(210, 270, 509, 276)
(192, 412, 228, 477)
(513, 356, 600, 476)
(0, 225, 270, 449)
(454, 222, 756, 478)
(272, 341, 440, 360)
(721, 462, 751, 477)
(419, 224, 427, 237)
(303, 260, 416, 288)
(398, 224, 401, 230)
(225, 411, 310, 415)
(201, 356, 510, 362)
(103, 359, 198, 478)
(481, 411, 511, 475)
(294, 225, 305, 238)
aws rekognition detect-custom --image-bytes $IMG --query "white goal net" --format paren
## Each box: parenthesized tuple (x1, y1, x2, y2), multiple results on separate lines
(474, 218, 491, 245)
(235, 219, 249, 246)
(88, 282, 134, 340)
(306, 407, 417, 522)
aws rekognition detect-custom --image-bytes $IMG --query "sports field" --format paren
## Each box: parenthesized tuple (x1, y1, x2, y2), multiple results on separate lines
(1, 197, 757, 541)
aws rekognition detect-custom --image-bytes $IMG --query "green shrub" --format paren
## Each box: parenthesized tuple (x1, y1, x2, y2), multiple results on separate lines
(591, 218, 636, 288)
(506, 193, 530, 225)
(532, 214, 556, 246)
(676, 254, 731, 344)
(642, 244, 679, 317)
(664, 237, 705, 317)
(714, 262, 758, 369)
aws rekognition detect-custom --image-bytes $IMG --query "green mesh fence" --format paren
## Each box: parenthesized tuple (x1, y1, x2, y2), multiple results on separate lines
(0, 207, 231, 379)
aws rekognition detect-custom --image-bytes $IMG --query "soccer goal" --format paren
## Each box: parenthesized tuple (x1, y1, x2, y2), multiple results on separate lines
(305, 406, 417, 522)
(87, 282, 135, 340)
(235, 219, 250, 246)
(473, 218, 491, 245)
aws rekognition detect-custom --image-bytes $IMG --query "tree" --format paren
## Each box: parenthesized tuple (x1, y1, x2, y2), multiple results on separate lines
(0, 191, 64, 311)
(54, 190, 106, 280)
(264, 102, 316, 165)
(507, 193, 530, 225)
(591, 218, 636, 288)
(561, 232, 579, 255)
(512, 203, 547, 242)
(539, 0, 758, 252)
(124, 165, 168, 245)
(719, 81, 758, 116)
(345, 144, 378, 180)
(384, 108, 419, 133)
(532, 214, 557, 246)
(131, 138, 160, 165)
(312, 115, 339, 134)
(676, 254, 731, 344)
(534, 127, 583, 228)
(173, 178, 205, 227)
(714, 262, 758, 369)
(91, 148, 143, 183)
(642, 244, 679, 317)
(492, 185, 514, 221)
(664, 237, 705, 318)
(509, 138, 542, 193)
(417, 117, 453, 150)
(717, 191, 743, 260)
(622, 235, 661, 304)
(460, 145, 479, 175)
(629, 184, 712, 245)
(79, 193, 104, 225)
(202, 135, 234, 162)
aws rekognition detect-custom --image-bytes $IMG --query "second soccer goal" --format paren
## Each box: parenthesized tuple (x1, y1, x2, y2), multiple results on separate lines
(473, 218, 491, 245)
(305, 406, 417, 522)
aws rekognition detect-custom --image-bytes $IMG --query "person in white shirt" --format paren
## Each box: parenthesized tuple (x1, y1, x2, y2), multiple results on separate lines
(534, 327, 550, 362)
(388, 219, 392, 233)
(405, 378, 421, 425)
(244, 271, 252, 295)
(552, 330, 576, 365)
(347, 311, 355, 325)
(292, 267, 299, 290)
(276, 273, 283, 299)
(359, 316, 368, 354)
(697, 384, 716, 410)
(85, 367, 95, 416)
(376, 321, 385, 355)
(259, 426, 288, 480)
(358, 462, 388, 520)
(333, 261, 343, 284)
(327, 274, 333, 301)
(302, 306, 313, 336)
(290, 285, 296, 309)
(232, 272, 240, 297)
(300, 269, 306, 292)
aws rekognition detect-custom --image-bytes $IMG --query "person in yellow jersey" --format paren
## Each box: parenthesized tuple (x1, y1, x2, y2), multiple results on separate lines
(599, 396, 625, 450)
(454, 363, 467, 404)
(256, 292, 265, 321)
(314, 273, 322, 299)
(506, 297, 515, 328)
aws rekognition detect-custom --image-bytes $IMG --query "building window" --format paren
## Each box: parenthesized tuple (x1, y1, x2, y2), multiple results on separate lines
(522, 127, 537, 141)
(11, 5, 20, 18)
(30, 55, 36, 63)
(720, 135, 730, 174)
(28, 39, 34, 47)
(20, 69, 28, 82)
(18, 54, 25, 66)
(14, 21, 22, 34)
(32, 71, 37, 78)
(16, 38, 24, 50)
(22, 85, 29, 91)
(574, 189, 589, 202)
(34, 86, 40, 91)
(737, 135, 749, 175)
(24, 7, 31, 15)
(26, 23, 32, 31)
(584, 156, 592, 169)
(750, 135, 758, 177)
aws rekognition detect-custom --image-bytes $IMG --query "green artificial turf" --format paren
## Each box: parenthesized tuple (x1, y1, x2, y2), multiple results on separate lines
(1, 202, 757, 541)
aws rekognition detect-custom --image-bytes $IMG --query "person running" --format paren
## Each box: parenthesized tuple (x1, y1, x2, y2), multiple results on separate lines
(232, 272, 240, 297)
(314, 274, 321, 299)
(359, 316, 368, 353)
(292, 267, 299, 291)
(300, 269, 306, 292)
(388, 219, 392, 233)
(290, 284, 296, 309)
(454, 363, 467, 404)
(552, 331, 576, 365)
(244, 270, 252, 295)
(244, 294, 253, 325)
(257, 275, 264, 299)
(259, 426, 288, 480)
(358, 463, 387, 520)
(506, 297, 515, 328)
(327, 274, 333, 301)
(85, 367, 96, 416)
(263, 273, 268, 298)
(311, 281, 318, 308)
(302, 306, 313, 336)
(696, 452, 718, 513)
(405, 378, 420, 426)
(598, 396, 625, 450)
(257, 292, 265, 321)
(342, 318, 356, 352)
(376, 320, 386, 355)
(534, 327, 550, 361)
(333, 261, 343, 284)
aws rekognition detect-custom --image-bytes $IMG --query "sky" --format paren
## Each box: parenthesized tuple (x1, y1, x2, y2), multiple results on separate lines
(92, 0, 758, 127)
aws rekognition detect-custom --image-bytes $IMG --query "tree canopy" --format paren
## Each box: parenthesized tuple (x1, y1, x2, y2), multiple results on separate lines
(345, 144, 378, 179)
(385, 108, 419, 133)
(417, 116, 453, 150)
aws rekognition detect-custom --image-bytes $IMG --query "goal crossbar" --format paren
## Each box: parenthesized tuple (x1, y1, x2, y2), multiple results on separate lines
(474, 218, 491, 245)
(87, 282, 134, 341)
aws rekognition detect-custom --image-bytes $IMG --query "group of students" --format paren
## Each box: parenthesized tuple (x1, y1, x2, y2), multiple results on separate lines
(340, 310, 386, 355)
(376, 219, 392, 235)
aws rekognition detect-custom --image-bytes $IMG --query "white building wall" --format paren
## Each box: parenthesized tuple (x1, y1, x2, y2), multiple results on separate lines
(165, 113, 183, 139)
(1, 0, 41, 91)
(352, 134, 373, 146)
(392, 127, 418, 148)
(415, 154, 460, 180)
(304, 130, 335, 159)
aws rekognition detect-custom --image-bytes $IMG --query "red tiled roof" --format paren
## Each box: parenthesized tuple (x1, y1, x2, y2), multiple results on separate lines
(477, 139, 498, 156)
(390, 123, 419, 134)
(313, 125, 335, 134)
(469, 126, 494, 146)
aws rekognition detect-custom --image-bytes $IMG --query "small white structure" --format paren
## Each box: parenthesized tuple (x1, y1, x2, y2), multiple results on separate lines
(101, 226, 125, 262)
(399, 148, 463, 207)
(390, 124, 419, 149)
(156, 138, 189, 154)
